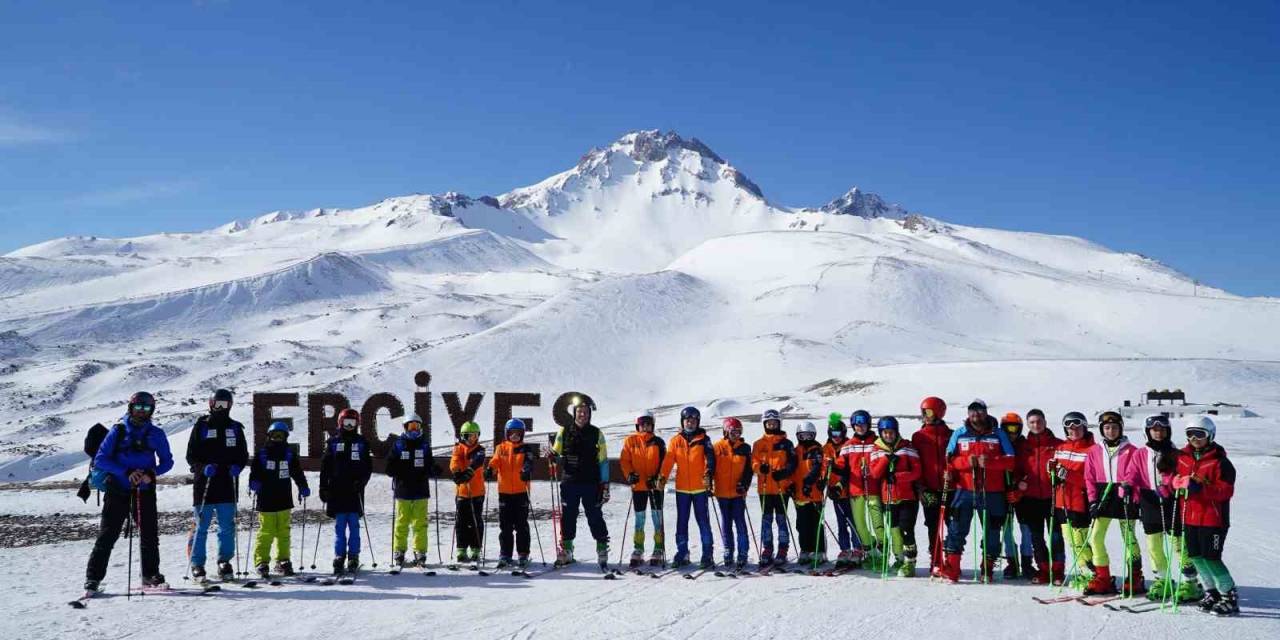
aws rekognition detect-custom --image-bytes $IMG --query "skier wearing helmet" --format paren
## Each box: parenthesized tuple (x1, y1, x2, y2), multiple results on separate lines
(1081, 411, 1142, 595)
(791, 421, 827, 567)
(835, 409, 885, 571)
(185, 388, 249, 582)
(620, 410, 667, 567)
(999, 412, 1033, 580)
(549, 396, 610, 568)
(321, 408, 372, 577)
(1173, 416, 1238, 616)
(752, 408, 796, 568)
(449, 420, 487, 565)
(869, 416, 922, 577)
(824, 414, 862, 568)
(248, 421, 309, 579)
(659, 406, 717, 569)
(384, 413, 435, 570)
(913, 396, 953, 574)
(713, 417, 753, 571)
(487, 418, 535, 569)
(1049, 411, 1096, 588)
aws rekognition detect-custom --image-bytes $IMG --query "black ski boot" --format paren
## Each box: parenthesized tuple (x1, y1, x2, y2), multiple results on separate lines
(191, 564, 207, 582)
(276, 560, 295, 577)
(1003, 555, 1020, 580)
(255, 563, 270, 580)
(1198, 589, 1222, 612)
(1211, 589, 1239, 616)
(347, 554, 361, 574)
(83, 579, 100, 593)
(217, 561, 234, 581)
(333, 555, 346, 576)
(142, 573, 167, 588)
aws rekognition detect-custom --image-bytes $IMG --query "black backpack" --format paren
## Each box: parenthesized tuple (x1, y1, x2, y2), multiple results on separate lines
(77, 423, 110, 502)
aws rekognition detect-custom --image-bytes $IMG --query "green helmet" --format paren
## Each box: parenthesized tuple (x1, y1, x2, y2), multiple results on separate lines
(460, 421, 481, 437)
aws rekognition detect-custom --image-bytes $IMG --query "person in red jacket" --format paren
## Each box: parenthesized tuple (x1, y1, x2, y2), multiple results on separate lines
(823, 415, 862, 568)
(912, 396, 953, 574)
(1050, 411, 1095, 589)
(1173, 416, 1238, 616)
(1014, 408, 1064, 584)
(835, 410, 885, 570)
(869, 416, 921, 577)
(935, 399, 1014, 583)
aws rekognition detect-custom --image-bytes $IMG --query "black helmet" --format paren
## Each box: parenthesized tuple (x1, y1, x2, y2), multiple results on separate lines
(128, 391, 155, 410)
(680, 406, 701, 422)
(209, 388, 233, 411)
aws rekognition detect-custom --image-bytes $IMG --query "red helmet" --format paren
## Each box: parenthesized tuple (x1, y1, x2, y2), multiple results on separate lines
(722, 417, 743, 430)
(921, 396, 946, 421)
(337, 408, 360, 430)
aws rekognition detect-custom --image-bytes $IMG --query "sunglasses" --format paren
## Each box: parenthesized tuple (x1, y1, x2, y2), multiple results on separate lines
(1063, 418, 1086, 428)
(1186, 429, 1209, 440)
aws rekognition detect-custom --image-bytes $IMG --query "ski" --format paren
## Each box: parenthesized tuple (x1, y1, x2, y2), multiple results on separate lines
(1104, 602, 1164, 614)
(67, 589, 102, 608)
(1032, 595, 1084, 605)
(683, 567, 713, 580)
(1078, 594, 1125, 606)
(337, 576, 356, 585)
(600, 564, 621, 580)
(713, 569, 738, 579)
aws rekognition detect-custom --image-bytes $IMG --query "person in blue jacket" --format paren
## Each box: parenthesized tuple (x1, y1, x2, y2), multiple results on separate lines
(83, 392, 175, 592)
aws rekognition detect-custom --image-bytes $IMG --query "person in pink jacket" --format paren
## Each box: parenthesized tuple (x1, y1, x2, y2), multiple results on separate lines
(1081, 411, 1142, 595)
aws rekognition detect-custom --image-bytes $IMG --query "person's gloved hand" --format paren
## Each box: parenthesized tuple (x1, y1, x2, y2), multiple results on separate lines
(459, 468, 475, 483)
(1187, 479, 1202, 495)
(736, 482, 748, 496)
(483, 466, 496, 481)
(519, 469, 531, 483)
(299, 487, 311, 499)
(1054, 466, 1069, 481)
(758, 463, 771, 475)
(646, 476, 658, 491)
(319, 487, 330, 503)
(921, 490, 939, 507)
(627, 472, 640, 485)
(248, 480, 262, 493)
(202, 463, 218, 477)
(703, 476, 714, 493)
(230, 465, 243, 477)
(802, 481, 814, 496)
(770, 469, 789, 482)
(1088, 501, 1101, 517)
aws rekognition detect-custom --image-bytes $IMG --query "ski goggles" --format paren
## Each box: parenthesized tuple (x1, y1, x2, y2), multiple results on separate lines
(340, 418, 358, 428)
(268, 430, 288, 442)
(1062, 418, 1087, 429)
(851, 415, 870, 426)
(1185, 429, 1210, 440)
(1144, 415, 1170, 429)
(211, 400, 231, 410)
(404, 421, 423, 433)
(130, 403, 154, 413)
(922, 408, 936, 419)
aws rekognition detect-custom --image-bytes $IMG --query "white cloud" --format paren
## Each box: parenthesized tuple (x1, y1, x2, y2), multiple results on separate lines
(62, 180, 201, 208)
(0, 113, 72, 146)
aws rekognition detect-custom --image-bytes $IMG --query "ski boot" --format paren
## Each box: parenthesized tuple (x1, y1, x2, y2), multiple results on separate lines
(412, 552, 427, 568)
(757, 547, 774, 569)
(1050, 561, 1066, 586)
(1003, 555, 1020, 580)
(1211, 589, 1239, 616)
(190, 564, 207, 583)
(776, 545, 790, 567)
(1020, 555, 1034, 580)
(630, 548, 645, 569)
(865, 548, 884, 573)
(517, 554, 531, 569)
(699, 555, 715, 570)
(555, 541, 575, 567)
(496, 556, 513, 569)
(1122, 562, 1146, 595)
(981, 558, 997, 583)
(332, 556, 346, 576)
(456, 550, 470, 564)
(217, 561, 235, 581)
(834, 549, 851, 569)
(899, 546, 917, 578)
(1198, 589, 1222, 612)
(934, 552, 961, 583)
(1084, 565, 1116, 595)
(797, 551, 813, 566)
(83, 579, 100, 593)
(346, 554, 361, 574)
(255, 563, 271, 580)
(671, 551, 691, 568)
(596, 541, 610, 570)
(276, 560, 296, 576)
(1146, 576, 1173, 600)
(648, 547, 666, 567)
(1177, 575, 1205, 603)
(848, 547, 866, 569)
(142, 573, 167, 588)
(392, 551, 406, 570)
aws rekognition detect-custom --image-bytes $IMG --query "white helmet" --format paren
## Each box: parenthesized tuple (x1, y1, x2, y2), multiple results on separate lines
(1184, 415, 1217, 443)
(796, 421, 817, 436)
(403, 413, 423, 426)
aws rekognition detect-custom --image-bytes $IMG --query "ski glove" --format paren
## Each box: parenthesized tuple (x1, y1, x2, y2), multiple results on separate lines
(202, 463, 218, 477)
(248, 480, 262, 493)
(455, 469, 475, 483)
(519, 469, 531, 482)
(758, 463, 771, 475)
(299, 487, 311, 499)
(802, 481, 815, 496)
(627, 472, 640, 485)
(770, 469, 789, 482)
(921, 491, 939, 507)
(469, 452, 485, 470)
(736, 482, 748, 496)
(483, 466, 496, 481)
(1088, 501, 1101, 517)
(230, 464, 243, 477)
(646, 476, 659, 491)
(1054, 466, 1069, 481)
(1186, 479, 1202, 495)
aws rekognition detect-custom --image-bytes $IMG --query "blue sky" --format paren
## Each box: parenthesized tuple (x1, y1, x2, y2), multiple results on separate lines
(2, 1, 1276, 295)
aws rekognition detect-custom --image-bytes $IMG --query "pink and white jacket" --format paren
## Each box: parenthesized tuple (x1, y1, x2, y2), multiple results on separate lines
(1117, 443, 1175, 498)
(1084, 436, 1139, 503)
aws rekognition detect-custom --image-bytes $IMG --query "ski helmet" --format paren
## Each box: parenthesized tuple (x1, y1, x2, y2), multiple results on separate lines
(569, 395, 595, 420)
(850, 410, 872, 430)
(828, 415, 847, 438)
(505, 418, 526, 432)
(722, 417, 743, 438)
(402, 413, 424, 439)
(967, 399, 988, 413)
(1000, 412, 1023, 436)
(268, 421, 290, 441)
(680, 406, 701, 422)
(1098, 411, 1124, 430)
(209, 388, 233, 412)
(1184, 415, 1216, 443)
(460, 421, 481, 439)
(796, 421, 817, 440)
(761, 409, 782, 432)
(876, 416, 900, 434)
(920, 396, 947, 421)
(128, 391, 155, 414)
(1143, 413, 1171, 441)
(635, 410, 655, 431)
(1061, 411, 1088, 430)
(337, 408, 360, 431)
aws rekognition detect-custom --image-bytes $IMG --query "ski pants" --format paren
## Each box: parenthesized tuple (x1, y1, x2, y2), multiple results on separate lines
(190, 501, 236, 567)
(675, 491, 713, 560)
(253, 509, 292, 566)
(455, 496, 485, 551)
(1138, 491, 1186, 578)
(758, 494, 791, 553)
(717, 496, 749, 563)
(1186, 525, 1234, 592)
(922, 489, 954, 565)
(888, 500, 919, 561)
(1089, 516, 1140, 568)
(1016, 497, 1064, 565)
(1057, 508, 1093, 573)
(795, 501, 827, 555)
(943, 490, 1006, 560)
(831, 496, 862, 551)
(498, 493, 531, 558)
(560, 482, 608, 543)
(87, 488, 159, 583)
(1002, 510, 1032, 559)
(630, 490, 665, 552)
(851, 494, 885, 552)
(333, 512, 361, 557)
(393, 498, 429, 554)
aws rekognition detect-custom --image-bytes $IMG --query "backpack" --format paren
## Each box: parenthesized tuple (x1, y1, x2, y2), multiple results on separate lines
(88, 423, 134, 492)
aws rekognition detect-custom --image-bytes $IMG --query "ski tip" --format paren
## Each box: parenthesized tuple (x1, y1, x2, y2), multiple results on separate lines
(68, 601, 87, 609)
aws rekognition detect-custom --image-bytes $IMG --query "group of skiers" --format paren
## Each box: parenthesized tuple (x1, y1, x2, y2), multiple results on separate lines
(78, 390, 1241, 617)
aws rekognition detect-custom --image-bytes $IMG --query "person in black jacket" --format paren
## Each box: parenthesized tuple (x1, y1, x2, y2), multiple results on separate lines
(384, 413, 434, 569)
(320, 408, 372, 576)
(247, 421, 310, 579)
(185, 388, 249, 581)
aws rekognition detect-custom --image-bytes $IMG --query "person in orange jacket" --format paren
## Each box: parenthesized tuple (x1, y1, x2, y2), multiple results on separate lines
(713, 417, 753, 571)
(486, 419, 534, 569)
(823, 415, 862, 568)
(752, 408, 796, 567)
(659, 406, 716, 569)
(912, 396, 953, 573)
(449, 421, 487, 565)
(869, 416, 921, 577)
(620, 410, 667, 567)
(792, 421, 827, 566)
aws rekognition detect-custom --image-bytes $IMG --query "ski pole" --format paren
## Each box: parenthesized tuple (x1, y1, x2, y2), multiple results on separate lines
(298, 496, 306, 572)
(743, 490, 762, 558)
(708, 491, 726, 564)
(477, 475, 491, 569)
(310, 511, 323, 569)
(247, 493, 259, 574)
(778, 487, 798, 561)
(232, 476, 243, 576)
(1060, 481, 1115, 593)
(357, 491, 378, 568)
(615, 488, 634, 567)
(433, 468, 443, 564)
(528, 484, 546, 565)
(389, 480, 397, 566)
(127, 488, 136, 600)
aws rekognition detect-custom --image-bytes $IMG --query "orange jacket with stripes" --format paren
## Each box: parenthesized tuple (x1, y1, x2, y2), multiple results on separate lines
(792, 440, 826, 504)
(449, 441, 486, 498)
(1052, 432, 1095, 513)
(486, 440, 532, 495)
(869, 437, 921, 504)
(620, 432, 666, 491)
(713, 437, 753, 498)
(752, 432, 797, 496)
(660, 428, 715, 494)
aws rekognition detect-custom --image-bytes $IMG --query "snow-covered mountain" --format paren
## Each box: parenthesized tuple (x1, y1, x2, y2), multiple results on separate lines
(2, 128, 1277, 482)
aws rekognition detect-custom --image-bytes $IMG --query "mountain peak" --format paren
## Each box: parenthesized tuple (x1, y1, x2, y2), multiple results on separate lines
(820, 187, 908, 219)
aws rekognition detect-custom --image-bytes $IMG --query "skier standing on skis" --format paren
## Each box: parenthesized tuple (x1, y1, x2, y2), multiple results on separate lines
(320, 408, 372, 577)
(935, 399, 1014, 583)
(247, 421, 309, 579)
(659, 406, 717, 569)
(450, 421, 487, 565)
(712, 417, 753, 571)
(1082, 411, 1142, 595)
(869, 416, 921, 577)
(823, 415, 861, 568)
(1173, 416, 1239, 616)
(999, 412, 1034, 579)
(835, 409, 885, 571)
(1050, 411, 1096, 589)
(1013, 408, 1064, 584)
(485, 419, 534, 569)
(791, 421, 827, 567)
(185, 388, 248, 582)
(752, 409, 796, 568)
(83, 392, 175, 593)
(384, 413, 434, 571)
(550, 396, 611, 567)
(913, 396, 953, 574)
(620, 410, 666, 568)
